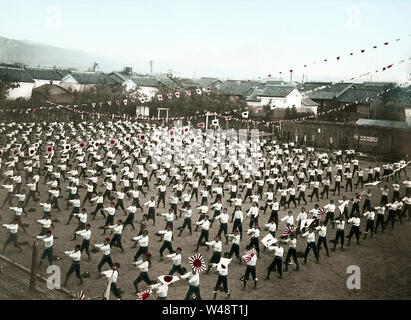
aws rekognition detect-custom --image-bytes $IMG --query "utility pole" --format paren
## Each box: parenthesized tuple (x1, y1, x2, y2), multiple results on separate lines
(29, 240, 38, 292)
(205, 112, 210, 129)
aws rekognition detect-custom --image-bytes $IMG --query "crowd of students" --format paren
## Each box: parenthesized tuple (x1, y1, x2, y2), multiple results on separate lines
(0, 118, 410, 300)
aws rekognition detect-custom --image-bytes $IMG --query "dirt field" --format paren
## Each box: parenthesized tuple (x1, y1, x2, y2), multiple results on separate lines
(0, 258, 71, 300)
(0, 156, 410, 300)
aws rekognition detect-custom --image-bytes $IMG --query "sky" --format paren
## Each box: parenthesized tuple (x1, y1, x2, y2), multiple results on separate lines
(0, 0, 410, 82)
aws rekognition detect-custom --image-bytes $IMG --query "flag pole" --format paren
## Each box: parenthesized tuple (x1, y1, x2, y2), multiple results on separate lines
(29, 239, 38, 292)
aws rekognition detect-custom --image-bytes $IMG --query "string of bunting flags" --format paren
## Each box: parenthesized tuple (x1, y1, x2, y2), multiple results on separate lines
(57, 81, 403, 126)
(262, 35, 410, 79)
(0, 55, 409, 125)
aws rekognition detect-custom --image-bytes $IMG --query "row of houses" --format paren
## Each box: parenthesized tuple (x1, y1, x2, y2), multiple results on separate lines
(0, 63, 409, 124)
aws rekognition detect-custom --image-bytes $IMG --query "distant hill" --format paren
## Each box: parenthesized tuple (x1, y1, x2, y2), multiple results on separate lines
(0, 35, 124, 71)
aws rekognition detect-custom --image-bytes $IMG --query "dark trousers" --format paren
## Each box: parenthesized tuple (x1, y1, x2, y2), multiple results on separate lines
(285, 247, 299, 267)
(317, 236, 329, 256)
(374, 214, 385, 233)
(214, 275, 228, 293)
(324, 212, 335, 228)
(364, 220, 374, 238)
(228, 243, 240, 259)
(40, 247, 54, 265)
(385, 210, 397, 229)
(333, 182, 341, 195)
(134, 272, 151, 291)
(304, 242, 318, 262)
(287, 195, 297, 208)
(348, 226, 360, 243)
(179, 218, 192, 234)
(2, 233, 22, 252)
(217, 223, 228, 237)
(333, 229, 344, 249)
(115, 199, 125, 211)
(92, 203, 104, 219)
(110, 234, 124, 252)
(98, 254, 113, 272)
(123, 213, 135, 230)
(345, 179, 353, 192)
(267, 256, 282, 278)
(244, 265, 257, 282)
(157, 192, 166, 208)
(321, 186, 329, 199)
(310, 188, 319, 202)
(196, 230, 209, 249)
(169, 264, 185, 275)
(248, 237, 260, 255)
(134, 246, 148, 261)
(232, 219, 243, 238)
(65, 261, 82, 281)
(80, 239, 91, 259)
(110, 282, 122, 299)
(185, 285, 202, 300)
(269, 211, 279, 226)
(297, 192, 307, 205)
(159, 240, 173, 256)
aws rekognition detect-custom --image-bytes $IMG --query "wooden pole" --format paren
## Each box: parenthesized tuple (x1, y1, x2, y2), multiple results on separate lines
(29, 239, 38, 292)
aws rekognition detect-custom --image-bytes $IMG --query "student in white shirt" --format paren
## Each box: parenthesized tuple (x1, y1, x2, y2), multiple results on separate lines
(2, 218, 22, 253)
(133, 229, 150, 261)
(205, 235, 223, 273)
(37, 229, 54, 268)
(315, 221, 330, 257)
(63, 244, 83, 287)
(227, 229, 242, 262)
(107, 219, 125, 253)
(76, 223, 92, 260)
(302, 227, 319, 264)
(101, 263, 122, 300)
(363, 209, 375, 239)
(195, 215, 210, 252)
(182, 266, 202, 300)
(347, 213, 361, 245)
(166, 246, 186, 275)
(266, 243, 284, 279)
(95, 238, 114, 274)
(241, 249, 258, 290)
(283, 233, 299, 271)
(159, 224, 174, 259)
(133, 253, 153, 293)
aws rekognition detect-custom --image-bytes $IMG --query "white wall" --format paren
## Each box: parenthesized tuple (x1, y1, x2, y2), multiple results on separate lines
(285, 89, 302, 109)
(6, 82, 35, 100)
(137, 86, 159, 101)
(136, 106, 150, 116)
(247, 89, 303, 110)
(33, 79, 61, 88)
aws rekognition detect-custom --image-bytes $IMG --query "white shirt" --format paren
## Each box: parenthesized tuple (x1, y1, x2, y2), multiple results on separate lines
(281, 215, 294, 225)
(95, 243, 111, 255)
(348, 217, 361, 227)
(316, 226, 327, 237)
(134, 260, 149, 272)
(303, 231, 315, 243)
(76, 229, 91, 240)
(364, 211, 375, 220)
(159, 230, 173, 242)
(196, 219, 210, 230)
(215, 212, 229, 224)
(37, 235, 54, 248)
(166, 253, 182, 265)
(133, 235, 149, 247)
(205, 240, 222, 252)
(102, 270, 118, 283)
